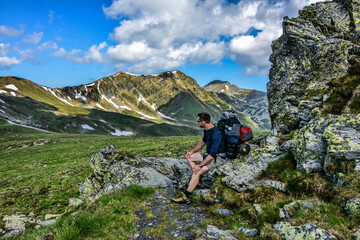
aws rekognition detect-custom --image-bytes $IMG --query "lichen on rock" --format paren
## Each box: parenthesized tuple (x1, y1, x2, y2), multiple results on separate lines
(273, 222, 337, 240)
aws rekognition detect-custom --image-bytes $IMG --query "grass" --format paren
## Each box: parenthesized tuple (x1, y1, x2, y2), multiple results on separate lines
(0, 119, 200, 220)
(15, 185, 155, 240)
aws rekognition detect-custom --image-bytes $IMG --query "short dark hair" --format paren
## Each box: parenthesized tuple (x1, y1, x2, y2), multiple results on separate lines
(198, 112, 211, 123)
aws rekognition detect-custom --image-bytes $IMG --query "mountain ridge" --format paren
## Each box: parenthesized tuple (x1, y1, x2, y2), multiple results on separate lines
(0, 71, 262, 135)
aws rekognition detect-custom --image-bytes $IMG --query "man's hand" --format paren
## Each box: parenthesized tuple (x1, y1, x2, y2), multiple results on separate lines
(192, 164, 201, 175)
(186, 150, 194, 160)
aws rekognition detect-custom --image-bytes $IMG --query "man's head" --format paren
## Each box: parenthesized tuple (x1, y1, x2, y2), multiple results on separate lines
(197, 112, 211, 128)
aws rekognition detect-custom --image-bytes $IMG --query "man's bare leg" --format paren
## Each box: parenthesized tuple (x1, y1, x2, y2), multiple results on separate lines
(187, 166, 209, 192)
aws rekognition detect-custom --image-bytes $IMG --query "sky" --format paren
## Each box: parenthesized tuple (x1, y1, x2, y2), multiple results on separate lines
(0, 0, 325, 91)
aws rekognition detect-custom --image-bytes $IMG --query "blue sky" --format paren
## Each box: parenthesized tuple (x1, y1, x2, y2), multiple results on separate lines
(0, 0, 324, 91)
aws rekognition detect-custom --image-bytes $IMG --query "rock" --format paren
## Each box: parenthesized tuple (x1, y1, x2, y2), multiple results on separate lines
(139, 157, 189, 180)
(79, 145, 174, 201)
(256, 179, 287, 192)
(3, 213, 30, 237)
(253, 204, 262, 215)
(213, 209, 234, 216)
(69, 198, 84, 207)
(268, 0, 360, 134)
(279, 140, 293, 152)
(201, 225, 237, 240)
(273, 222, 337, 240)
(36, 220, 56, 226)
(237, 227, 259, 237)
(353, 229, 360, 240)
(344, 197, 360, 215)
(291, 114, 360, 184)
(302, 202, 319, 208)
(279, 208, 289, 219)
(45, 214, 62, 220)
(218, 139, 284, 192)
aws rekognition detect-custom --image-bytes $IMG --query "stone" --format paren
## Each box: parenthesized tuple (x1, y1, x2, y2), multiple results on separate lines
(353, 229, 360, 240)
(279, 140, 293, 152)
(253, 204, 262, 215)
(218, 140, 284, 192)
(36, 220, 56, 226)
(201, 225, 237, 240)
(3, 213, 29, 237)
(268, 0, 359, 134)
(45, 214, 62, 220)
(69, 198, 84, 207)
(291, 114, 360, 184)
(302, 202, 319, 208)
(79, 145, 174, 201)
(344, 197, 360, 215)
(273, 222, 337, 240)
(237, 228, 259, 237)
(213, 209, 234, 216)
(256, 179, 287, 192)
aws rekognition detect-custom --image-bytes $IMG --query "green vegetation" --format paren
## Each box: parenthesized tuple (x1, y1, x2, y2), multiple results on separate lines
(0, 119, 200, 219)
(323, 57, 360, 115)
(15, 185, 154, 240)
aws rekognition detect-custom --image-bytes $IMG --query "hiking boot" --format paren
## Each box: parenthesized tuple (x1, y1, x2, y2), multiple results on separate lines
(171, 192, 190, 204)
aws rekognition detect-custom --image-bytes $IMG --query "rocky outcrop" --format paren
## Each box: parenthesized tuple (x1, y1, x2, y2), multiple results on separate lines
(273, 222, 337, 240)
(204, 80, 271, 131)
(291, 114, 360, 184)
(268, 0, 360, 134)
(218, 135, 284, 192)
(344, 197, 360, 215)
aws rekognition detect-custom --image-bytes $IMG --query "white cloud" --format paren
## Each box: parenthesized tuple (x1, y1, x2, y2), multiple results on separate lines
(106, 41, 155, 63)
(22, 32, 43, 45)
(48, 10, 55, 25)
(0, 56, 21, 69)
(0, 43, 15, 56)
(0, 25, 24, 38)
(38, 41, 58, 51)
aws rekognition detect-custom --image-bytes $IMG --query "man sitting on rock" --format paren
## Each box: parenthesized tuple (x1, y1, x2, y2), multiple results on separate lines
(172, 112, 225, 204)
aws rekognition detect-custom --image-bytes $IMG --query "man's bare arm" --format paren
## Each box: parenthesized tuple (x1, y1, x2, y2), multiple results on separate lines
(186, 141, 205, 159)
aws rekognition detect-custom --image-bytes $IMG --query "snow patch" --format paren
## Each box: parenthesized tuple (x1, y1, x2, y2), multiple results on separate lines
(122, 71, 139, 76)
(75, 90, 87, 101)
(220, 89, 225, 93)
(225, 85, 229, 90)
(0, 99, 5, 104)
(67, 96, 72, 100)
(0, 90, 7, 94)
(120, 105, 132, 111)
(86, 83, 95, 87)
(111, 129, 133, 136)
(6, 120, 51, 132)
(44, 86, 74, 106)
(96, 103, 106, 111)
(0, 109, 5, 114)
(172, 70, 180, 82)
(157, 111, 175, 121)
(81, 124, 94, 130)
(136, 111, 156, 119)
(100, 119, 107, 123)
(5, 84, 18, 91)
(10, 92, 16, 96)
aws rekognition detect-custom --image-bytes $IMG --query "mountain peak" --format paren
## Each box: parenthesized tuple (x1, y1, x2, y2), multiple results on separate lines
(204, 80, 229, 87)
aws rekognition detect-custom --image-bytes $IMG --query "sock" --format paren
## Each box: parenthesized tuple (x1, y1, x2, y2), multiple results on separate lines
(184, 191, 192, 198)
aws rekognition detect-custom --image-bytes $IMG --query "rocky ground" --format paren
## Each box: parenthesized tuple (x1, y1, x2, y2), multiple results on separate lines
(133, 187, 210, 240)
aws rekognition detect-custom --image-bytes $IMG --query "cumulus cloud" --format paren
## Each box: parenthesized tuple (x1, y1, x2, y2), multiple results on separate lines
(98, 0, 325, 75)
(53, 42, 107, 64)
(22, 32, 44, 45)
(0, 25, 24, 39)
(0, 56, 21, 69)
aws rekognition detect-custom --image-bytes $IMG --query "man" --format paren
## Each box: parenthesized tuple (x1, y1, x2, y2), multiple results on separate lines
(171, 112, 226, 204)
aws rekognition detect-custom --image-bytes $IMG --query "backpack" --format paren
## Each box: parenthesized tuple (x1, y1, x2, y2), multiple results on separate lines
(217, 110, 242, 159)
(240, 126, 253, 142)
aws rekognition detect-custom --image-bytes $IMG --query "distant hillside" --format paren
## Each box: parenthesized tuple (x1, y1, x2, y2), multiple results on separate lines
(204, 80, 271, 130)
(0, 72, 260, 136)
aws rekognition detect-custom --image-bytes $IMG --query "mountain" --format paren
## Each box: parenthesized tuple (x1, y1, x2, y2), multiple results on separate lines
(0, 71, 259, 136)
(204, 80, 271, 130)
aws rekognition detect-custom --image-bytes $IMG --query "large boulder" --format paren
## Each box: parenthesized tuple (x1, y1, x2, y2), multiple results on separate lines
(218, 136, 284, 192)
(273, 222, 337, 240)
(268, 0, 360, 134)
(201, 225, 237, 240)
(291, 114, 360, 184)
(80, 145, 175, 201)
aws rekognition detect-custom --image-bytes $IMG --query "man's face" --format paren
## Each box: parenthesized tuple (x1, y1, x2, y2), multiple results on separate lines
(197, 118, 205, 128)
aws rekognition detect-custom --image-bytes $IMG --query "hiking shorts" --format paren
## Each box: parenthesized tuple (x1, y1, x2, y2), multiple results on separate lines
(199, 152, 227, 170)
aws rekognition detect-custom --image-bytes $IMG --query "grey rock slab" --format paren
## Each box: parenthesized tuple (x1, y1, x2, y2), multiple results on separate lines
(237, 227, 259, 237)
(273, 222, 337, 240)
(213, 209, 234, 216)
(202, 225, 237, 240)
